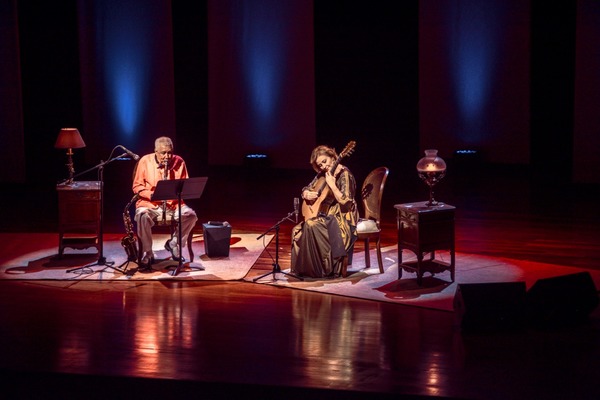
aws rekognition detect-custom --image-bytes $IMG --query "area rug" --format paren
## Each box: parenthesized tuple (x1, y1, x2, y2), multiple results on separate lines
(0, 232, 272, 281)
(246, 245, 600, 312)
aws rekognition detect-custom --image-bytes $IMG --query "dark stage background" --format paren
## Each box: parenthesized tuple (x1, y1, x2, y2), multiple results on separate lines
(1, 0, 600, 225)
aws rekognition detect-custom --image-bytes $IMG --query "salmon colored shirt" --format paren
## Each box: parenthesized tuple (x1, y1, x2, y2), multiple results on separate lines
(132, 153, 189, 210)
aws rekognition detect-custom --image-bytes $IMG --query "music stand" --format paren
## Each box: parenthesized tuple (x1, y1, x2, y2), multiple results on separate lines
(152, 177, 208, 276)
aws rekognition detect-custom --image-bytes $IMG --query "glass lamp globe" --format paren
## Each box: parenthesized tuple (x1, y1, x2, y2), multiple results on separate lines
(416, 149, 447, 206)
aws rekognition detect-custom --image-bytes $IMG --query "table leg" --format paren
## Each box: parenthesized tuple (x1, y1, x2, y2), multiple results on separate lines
(416, 253, 424, 286)
(398, 248, 403, 279)
(451, 247, 456, 281)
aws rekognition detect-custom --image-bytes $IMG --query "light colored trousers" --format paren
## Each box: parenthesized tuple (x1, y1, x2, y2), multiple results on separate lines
(135, 205, 198, 253)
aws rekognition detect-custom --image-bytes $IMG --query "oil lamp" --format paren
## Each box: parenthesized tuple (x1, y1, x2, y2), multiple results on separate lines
(416, 149, 446, 206)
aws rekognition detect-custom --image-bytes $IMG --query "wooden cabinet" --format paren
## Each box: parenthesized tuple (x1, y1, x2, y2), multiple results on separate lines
(395, 201, 456, 285)
(56, 181, 101, 256)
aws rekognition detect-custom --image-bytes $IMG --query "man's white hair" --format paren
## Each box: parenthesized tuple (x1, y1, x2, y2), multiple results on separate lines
(154, 136, 173, 151)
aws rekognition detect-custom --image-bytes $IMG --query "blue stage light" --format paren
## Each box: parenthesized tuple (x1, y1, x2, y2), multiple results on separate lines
(240, 1, 289, 146)
(450, 1, 506, 142)
(101, 0, 152, 139)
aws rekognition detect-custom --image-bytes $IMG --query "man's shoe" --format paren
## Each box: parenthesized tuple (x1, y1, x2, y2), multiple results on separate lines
(165, 239, 183, 261)
(139, 252, 154, 271)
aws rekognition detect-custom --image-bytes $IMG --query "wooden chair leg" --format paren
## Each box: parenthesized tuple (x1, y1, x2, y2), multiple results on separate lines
(187, 233, 194, 261)
(376, 236, 384, 274)
(364, 238, 371, 268)
(340, 243, 355, 278)
(340, 257, 348, 278)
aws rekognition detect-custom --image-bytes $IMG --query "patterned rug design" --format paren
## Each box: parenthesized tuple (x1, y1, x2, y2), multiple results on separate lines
(247, 245, 600, 311)
(0, 232, 272, 281)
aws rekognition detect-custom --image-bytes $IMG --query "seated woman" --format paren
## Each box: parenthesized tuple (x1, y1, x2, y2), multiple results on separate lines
(291, 144, 358, 278)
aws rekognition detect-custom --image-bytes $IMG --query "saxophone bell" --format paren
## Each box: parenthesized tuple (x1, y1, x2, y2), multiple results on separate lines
(121, 194, 139, 262)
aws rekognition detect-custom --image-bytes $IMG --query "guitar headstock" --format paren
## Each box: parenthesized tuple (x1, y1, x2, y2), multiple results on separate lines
(339, 140, 356, 158)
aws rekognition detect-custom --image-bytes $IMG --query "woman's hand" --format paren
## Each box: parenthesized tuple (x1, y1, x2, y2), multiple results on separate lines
(325, 171, 337, 190)
(303, 190, 319, 201)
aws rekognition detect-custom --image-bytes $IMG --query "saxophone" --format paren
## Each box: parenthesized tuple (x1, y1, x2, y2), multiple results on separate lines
(121, 194, 139, 261)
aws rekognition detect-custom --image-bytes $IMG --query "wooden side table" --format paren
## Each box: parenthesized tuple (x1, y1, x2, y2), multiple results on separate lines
(395, 201, 456, 285)
(56, 181, 101, 256)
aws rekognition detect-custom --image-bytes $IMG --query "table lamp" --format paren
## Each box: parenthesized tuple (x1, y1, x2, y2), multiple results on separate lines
(55, 128, 86, 184)
(416, 149, 446, 206)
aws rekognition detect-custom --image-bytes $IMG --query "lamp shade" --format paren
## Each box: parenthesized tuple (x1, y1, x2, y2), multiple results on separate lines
(55, 128, 86, 149)
(416, 149, 446, 172)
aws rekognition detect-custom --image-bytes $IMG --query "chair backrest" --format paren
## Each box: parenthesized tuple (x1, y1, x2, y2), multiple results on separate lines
(360, 167, 389, 222)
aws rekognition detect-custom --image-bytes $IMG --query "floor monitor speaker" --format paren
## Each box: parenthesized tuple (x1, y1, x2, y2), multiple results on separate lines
(527, 272, 599, 327)
(453, 281, 527, 332)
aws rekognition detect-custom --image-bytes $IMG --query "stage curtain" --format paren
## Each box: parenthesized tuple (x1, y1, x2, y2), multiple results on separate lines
(0, 0, 25, 183)
(207, 0, 316, 169)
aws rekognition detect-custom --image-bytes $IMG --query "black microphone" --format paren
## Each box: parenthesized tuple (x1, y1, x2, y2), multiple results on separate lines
(118, 145, 140, 161)
(294, 197, 300, 223)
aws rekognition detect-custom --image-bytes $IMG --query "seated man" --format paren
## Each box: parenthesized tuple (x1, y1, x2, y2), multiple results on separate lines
(132, 136, 198, 268)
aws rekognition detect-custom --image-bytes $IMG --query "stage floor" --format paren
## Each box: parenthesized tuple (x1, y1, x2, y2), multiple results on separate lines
(1, 165, 600, 399)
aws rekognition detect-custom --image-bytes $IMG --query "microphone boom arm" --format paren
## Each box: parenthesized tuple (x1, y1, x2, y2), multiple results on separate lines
(58, 153, 130, 185)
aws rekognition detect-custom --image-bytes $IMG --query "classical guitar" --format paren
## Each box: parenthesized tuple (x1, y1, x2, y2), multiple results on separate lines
(301, 141, 356, 220)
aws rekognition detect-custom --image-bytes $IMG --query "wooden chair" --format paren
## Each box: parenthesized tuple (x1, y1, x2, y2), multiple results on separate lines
(341, 166, 389, 277)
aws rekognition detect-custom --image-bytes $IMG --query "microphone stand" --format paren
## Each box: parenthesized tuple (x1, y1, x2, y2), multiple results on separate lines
(65, 152, 132, 275)
(253, 209, 303, 282)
